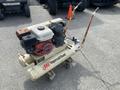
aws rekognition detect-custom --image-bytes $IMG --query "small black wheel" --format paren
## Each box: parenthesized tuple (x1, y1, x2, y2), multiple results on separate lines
(77, 0, 87, 12)
(47, 71, 56, 80)
(86, 0, 91, 7)
(64, 57, 73, 69)
(47, 0, 57, 15)
(24, 5, 30, 17)
(0, 8, 4, 20)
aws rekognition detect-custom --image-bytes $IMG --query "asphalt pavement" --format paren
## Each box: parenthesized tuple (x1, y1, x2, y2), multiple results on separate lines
(0, 1, 120, 90)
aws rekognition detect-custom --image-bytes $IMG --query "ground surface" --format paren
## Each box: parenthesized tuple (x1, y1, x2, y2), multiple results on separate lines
(0, 1, 120, 90)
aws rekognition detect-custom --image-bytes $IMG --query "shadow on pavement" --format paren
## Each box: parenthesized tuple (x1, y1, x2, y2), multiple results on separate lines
(24, 61, 98, 90)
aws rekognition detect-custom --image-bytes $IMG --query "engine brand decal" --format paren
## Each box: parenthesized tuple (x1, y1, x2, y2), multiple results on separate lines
(42, 63, 50, 70)
(42, 53, 66, 70)
(50, 53, 66, 64)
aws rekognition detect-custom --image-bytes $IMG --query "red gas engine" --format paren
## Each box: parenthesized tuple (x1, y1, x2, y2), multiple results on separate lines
(16, 22, 65, 56)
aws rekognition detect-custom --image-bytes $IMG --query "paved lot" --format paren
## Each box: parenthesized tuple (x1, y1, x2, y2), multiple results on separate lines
(0, 1, 120, 90)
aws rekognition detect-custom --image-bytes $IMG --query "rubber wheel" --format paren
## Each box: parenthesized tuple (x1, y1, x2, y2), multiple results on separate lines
(64, 57, 73, 69)
(77, 0, 87, 12)
(86, 0, 90, 7)
(0, 8, 4, 20)
(24, 5, 30, 17)
(47, 0, 57, 15)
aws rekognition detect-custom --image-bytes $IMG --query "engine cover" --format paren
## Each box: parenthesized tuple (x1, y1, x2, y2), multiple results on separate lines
(31, 26, 54, 42)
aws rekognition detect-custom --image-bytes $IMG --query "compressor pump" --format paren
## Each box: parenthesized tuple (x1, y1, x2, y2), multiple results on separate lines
(16, 18, 80, 80)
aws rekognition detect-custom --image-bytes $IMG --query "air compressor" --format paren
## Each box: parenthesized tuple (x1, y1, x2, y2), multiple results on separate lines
(16, 18, 80, 80)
